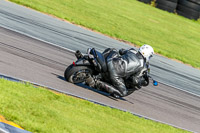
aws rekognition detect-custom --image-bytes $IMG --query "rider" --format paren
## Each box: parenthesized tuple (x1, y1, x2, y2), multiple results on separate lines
(87, 44, 154, 98)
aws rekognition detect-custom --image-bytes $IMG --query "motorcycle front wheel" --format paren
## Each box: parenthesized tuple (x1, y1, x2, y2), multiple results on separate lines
(64, 64, 93, 84)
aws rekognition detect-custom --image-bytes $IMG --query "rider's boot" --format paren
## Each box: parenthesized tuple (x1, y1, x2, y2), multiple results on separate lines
(85, 76, 122, 98)
(95, 80, 122, 98)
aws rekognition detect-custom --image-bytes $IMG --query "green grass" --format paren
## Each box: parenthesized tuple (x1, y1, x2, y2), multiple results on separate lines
(0, 78, 189, 133)
(9, 0, 200, 68)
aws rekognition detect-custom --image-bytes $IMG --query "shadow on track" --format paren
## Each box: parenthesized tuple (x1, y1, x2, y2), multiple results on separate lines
(52, 73, 134, 104)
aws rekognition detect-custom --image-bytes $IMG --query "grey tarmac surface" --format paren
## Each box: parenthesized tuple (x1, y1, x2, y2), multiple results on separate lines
(1, 27, 200, 132)
(0, 0, 200, 132)
(0, 0, 200, 96)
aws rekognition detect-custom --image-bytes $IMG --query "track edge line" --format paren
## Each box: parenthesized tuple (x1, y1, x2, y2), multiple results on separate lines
(0, 72, 194, 133)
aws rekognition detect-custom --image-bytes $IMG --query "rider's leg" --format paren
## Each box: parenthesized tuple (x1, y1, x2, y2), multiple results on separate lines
(95, 80, 122, 97)
(107, 57, 128, 97)
(109, 77, 128, 96)
(85, 74, 122, 98)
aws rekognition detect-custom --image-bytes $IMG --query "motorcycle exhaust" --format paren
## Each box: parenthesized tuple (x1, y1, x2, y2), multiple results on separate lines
(75, 50, 83, 59)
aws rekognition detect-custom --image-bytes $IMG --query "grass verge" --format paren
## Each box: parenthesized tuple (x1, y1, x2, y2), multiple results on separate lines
(0, 78, 189, 133)
(9, 0, 200, 68)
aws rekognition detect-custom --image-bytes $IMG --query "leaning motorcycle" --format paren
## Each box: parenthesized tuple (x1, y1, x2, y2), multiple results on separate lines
(64, 48, 158, 98)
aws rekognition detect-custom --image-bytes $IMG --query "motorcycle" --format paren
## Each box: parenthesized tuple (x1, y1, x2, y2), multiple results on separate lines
(64, 48, 158, 98)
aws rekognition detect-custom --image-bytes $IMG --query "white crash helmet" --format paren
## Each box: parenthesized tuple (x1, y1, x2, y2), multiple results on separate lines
(138, 44, 154, 62)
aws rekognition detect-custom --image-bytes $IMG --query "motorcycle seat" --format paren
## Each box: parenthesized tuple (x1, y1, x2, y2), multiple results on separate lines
(90, 48, 107, 72)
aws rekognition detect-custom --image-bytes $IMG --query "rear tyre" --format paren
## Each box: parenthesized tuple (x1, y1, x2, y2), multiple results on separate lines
(138, 0, 152, 4)
(167, 0, 178, 2)
(188, 0, 200, 5)
(176, 4, 200, 19)
(178, 0, 200, 11)
(156, 4, 177, 12)
(64, 64, 93, 83)
(156, 0, 178, 12)
(177, 0, 200, 20)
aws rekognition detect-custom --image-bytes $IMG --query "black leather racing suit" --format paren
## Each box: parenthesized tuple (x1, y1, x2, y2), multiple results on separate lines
(103, 48, 149, 97)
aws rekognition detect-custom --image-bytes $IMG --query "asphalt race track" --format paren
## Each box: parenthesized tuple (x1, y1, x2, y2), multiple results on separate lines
(0, 0, 200, 132)
(0, 0, 200, 97)
(1, 27, 200, 132)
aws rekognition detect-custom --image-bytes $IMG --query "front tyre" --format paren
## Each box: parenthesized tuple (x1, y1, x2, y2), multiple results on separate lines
(64, 64, 93, 84)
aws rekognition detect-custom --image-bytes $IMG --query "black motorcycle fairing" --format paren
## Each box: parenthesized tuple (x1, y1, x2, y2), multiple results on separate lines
(75, 57, 91, 66)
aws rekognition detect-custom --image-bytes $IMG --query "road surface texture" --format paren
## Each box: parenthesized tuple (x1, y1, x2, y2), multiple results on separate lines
(0, 0, 200, 96)
(1, 27, 200, 132)
(0, 0, 200, 132)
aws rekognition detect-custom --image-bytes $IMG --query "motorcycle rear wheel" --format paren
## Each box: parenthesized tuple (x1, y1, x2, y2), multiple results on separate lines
(64, 64, 93, 84)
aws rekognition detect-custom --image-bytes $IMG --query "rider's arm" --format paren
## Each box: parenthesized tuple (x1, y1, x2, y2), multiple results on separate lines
(132, 68, 149, 88)
(140, 71, 149, 86)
